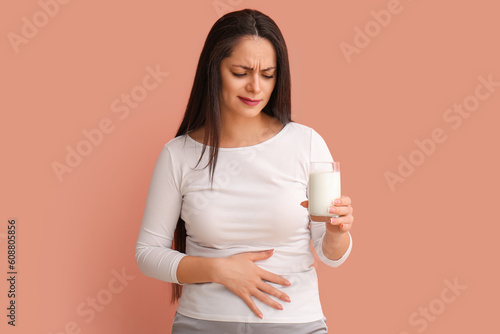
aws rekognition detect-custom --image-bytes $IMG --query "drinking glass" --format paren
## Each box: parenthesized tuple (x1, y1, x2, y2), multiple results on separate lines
(308, 162, 341, 218)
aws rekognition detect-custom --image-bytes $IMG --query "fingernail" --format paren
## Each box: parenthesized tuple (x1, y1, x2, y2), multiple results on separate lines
(258, 313, 263, 319)
(285, 296, 291, 302)
(340, 223, 344, 229)
(267, 249, 275, 255)
(335, 199, 341, 204)
(329, 207, 336, 213)
(285, 280, 291, 286)
(277, 304, 283, 310)
(330, 218, 335, 224)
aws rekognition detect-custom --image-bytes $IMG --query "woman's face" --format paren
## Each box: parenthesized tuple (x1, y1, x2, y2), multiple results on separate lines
(219, 36, 277, 120)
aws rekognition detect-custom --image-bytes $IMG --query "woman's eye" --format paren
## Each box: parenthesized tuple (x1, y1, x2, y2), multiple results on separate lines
(232, 73, 274, 79)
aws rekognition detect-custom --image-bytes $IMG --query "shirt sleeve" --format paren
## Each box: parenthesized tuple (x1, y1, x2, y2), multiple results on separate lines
(309, 129, 352, 268)
(135, 144, 186, 284)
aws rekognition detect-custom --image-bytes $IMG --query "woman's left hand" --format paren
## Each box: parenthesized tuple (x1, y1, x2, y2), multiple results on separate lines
(301, 195, 354, 234)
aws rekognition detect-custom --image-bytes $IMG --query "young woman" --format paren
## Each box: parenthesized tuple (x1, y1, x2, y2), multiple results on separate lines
(135, 9, 354, 333)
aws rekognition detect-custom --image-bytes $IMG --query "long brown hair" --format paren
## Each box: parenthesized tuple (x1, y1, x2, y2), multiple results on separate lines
(171, 8, 292, 303)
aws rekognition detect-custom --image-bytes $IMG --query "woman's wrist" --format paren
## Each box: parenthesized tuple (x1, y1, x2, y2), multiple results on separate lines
(209, 257, 225, 284)
(177, 256, 222, 284)
(322, 230, 351, 260)
(325, 228, 349, 240)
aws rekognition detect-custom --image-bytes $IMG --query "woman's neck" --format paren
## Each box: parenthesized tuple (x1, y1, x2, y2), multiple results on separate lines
(219, 112, 281, 147)
(189, 113, 284, 148)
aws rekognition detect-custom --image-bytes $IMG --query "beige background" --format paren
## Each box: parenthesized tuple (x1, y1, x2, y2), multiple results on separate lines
(1, 0, 499, 333)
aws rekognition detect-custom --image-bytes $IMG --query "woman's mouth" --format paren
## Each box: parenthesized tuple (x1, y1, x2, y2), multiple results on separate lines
(238, 96, 261, 106)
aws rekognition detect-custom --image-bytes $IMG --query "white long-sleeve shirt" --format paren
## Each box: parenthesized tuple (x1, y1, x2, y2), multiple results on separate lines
(135, 121, 352, 323)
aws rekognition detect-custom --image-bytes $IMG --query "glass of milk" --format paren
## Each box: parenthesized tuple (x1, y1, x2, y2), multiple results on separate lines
(308, 162, 341, 217)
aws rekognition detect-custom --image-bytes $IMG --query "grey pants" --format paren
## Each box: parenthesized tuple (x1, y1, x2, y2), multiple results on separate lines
(171, 312, 328, 334)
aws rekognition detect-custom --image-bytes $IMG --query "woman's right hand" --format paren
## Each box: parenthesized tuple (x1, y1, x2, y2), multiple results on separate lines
(212, 249, 292, 319)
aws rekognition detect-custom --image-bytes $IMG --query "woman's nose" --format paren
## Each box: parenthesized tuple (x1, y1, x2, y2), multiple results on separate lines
(247, 74, 261, 94)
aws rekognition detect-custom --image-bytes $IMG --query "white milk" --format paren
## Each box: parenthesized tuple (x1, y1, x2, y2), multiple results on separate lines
(308, 172, 341, 217)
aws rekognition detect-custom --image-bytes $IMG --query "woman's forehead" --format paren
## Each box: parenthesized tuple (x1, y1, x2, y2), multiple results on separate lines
(224, 37, 276, 67)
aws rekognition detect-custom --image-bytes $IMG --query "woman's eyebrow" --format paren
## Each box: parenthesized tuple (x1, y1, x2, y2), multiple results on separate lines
(232, 65, 276, 71)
